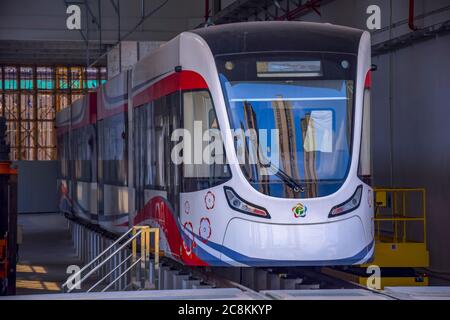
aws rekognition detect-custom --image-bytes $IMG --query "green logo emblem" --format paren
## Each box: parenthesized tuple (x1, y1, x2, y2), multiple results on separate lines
(293, 203, 307, 218)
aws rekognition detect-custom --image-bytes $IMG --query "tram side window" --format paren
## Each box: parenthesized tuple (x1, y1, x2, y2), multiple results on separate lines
(144, 94, 178, 190)
(99, 113, 127, 186)
(73, 127, 94, 182)
(182, 91, 231, 192)
(57, 133, 70, 179)
(144, 103, 155, 188)
(57, 135, 63, 178)
(134, 106, 146, 189)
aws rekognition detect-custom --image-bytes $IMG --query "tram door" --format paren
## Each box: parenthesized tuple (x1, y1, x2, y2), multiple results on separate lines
(133, 107, 146, 217)
(139, 92, 181, 223)
(89, 124, 98, 223)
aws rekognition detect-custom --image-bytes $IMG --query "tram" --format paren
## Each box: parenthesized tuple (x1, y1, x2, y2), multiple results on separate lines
(57, 21, 374, 267)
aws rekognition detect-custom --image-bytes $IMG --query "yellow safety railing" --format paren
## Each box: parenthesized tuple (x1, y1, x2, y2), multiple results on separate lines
(132, 226, 160, 289)
(374, 188, 427, 245)
(63, 224, 161, 292)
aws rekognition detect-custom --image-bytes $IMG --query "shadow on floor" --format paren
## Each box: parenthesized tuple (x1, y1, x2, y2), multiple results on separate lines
(16, 213, 81, 295)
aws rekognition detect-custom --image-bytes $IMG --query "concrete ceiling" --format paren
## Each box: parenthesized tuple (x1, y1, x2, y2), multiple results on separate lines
(0, 40, 111, 66)
(0, 0, 214, 65)
(3, 0, 450, 66)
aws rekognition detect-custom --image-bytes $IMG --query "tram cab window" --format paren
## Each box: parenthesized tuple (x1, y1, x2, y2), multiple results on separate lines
(303, 110, 333, 153)
(217, 52, 357, 198)
(182, 91, 231, 192)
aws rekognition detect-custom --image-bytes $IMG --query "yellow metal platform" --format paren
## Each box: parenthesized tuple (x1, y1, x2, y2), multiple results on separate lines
(327, 188, 430, 289)
(364, 242, 429, 268)
(322, 267, 428, 290)
(368, 188, 430, 268)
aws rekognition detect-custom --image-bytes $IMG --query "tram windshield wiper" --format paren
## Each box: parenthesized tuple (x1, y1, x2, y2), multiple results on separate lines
(258, 152, 305, 193)
(266, 162, 305, 193)
(243, 100, 305, 194)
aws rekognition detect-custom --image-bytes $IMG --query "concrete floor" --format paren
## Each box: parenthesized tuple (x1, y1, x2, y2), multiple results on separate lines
(12, 213, 450, 297)
(15, 213, 80, 295)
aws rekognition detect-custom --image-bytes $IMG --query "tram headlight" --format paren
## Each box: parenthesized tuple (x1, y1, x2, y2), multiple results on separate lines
(329, 185, 363, 218)
(224, 187, 271, 219)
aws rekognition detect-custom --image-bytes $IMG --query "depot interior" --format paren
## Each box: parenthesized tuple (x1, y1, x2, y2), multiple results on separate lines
(0, 0, 450, 300)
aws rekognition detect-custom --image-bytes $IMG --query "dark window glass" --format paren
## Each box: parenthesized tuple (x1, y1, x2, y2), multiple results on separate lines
(73, 126, 96, 182)
(143, 96, 170, 190)
(216, 52, 356, 199)
(57, 133, 70, 179)
(181, 90, 231, 192)
(98, 113, 127, 186)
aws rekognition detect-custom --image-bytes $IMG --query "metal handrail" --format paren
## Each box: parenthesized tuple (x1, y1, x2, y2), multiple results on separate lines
(374, 188, 427, 244)
(87, 253, 134, 293)
(65, 224, 160, 293)
(65, 230, 143, 293)
(62, 227, 135, 290)
(101, 258, 142, 292)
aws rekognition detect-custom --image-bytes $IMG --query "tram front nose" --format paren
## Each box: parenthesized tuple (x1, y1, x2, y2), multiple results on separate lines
(220, 217, 371, 266)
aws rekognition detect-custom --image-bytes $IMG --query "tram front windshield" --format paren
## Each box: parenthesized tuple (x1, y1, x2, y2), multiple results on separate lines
(216, 53, 357, 198)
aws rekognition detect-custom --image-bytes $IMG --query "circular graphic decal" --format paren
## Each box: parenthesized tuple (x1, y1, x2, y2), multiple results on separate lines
(184, 200, 191, 215)
(199, 217, 211, 242)
(292, 203, 307, 218)
(204, 191, 216, 210)
(182, 221, 195, 256)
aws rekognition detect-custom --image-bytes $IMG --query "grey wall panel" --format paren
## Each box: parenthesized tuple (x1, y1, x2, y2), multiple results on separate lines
(372, 53, 393, 187)
(372, 33, 450, 272)
(293, 0, 450, 274)
(247, 0, 450, 46)
(16, 161, 58, 214)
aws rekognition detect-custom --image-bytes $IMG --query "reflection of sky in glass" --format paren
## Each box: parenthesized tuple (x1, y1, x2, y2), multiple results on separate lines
(221, 77, 353, 197)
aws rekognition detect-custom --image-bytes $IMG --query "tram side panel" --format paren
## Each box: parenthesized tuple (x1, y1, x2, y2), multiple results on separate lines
(97, 71, 131, 233)
(130, 37, 183, 260)
(70, 93, 98, 224)
(131, 33, 240, 266)
(177, 32, 237, 266)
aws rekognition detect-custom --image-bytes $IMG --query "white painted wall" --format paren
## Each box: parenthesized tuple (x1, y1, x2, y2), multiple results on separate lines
(107, 41, 166, 79)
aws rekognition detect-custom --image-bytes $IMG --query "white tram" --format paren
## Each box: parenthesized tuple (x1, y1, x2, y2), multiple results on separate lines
(57, 22, 374, 267)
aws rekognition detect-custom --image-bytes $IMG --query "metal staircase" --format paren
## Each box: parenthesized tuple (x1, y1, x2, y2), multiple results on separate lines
(62, 223, 160, 293)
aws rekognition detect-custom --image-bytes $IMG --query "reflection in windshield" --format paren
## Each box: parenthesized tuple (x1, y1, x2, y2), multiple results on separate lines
(223, 79, 354, 199)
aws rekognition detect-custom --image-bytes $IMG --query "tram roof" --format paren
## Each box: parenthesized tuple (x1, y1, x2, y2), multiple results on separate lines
(190, 21, 364, 56)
